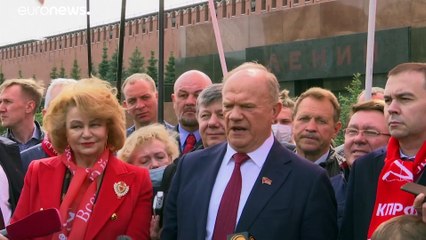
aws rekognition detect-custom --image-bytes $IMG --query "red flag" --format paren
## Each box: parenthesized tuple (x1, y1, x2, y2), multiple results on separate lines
(262, 177, 272, 185)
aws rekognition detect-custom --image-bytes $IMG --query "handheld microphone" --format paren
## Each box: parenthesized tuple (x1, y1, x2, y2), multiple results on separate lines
(116, 235, 132, 240)
(227, 232, 256, 240)
(153, 191, 164, 215)
(0, 208, 61, 240)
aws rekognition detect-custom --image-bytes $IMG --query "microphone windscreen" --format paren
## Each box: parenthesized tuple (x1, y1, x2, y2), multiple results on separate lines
(7, 208, 61, 240)
(116, 235, 132, 240)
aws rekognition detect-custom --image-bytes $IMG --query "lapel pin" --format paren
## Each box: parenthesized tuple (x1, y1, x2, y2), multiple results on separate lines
(111, 213, 118, 220)
(262, 177, 272, 185)
(114, 181, 129, 198)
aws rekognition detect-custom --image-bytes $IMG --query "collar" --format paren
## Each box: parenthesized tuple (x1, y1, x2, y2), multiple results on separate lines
(223, 133, 274, 169)
(314, 149, 331, 165)
(178, 124, 201, 147)
(399, 149, 415, 160)
(7, 121, 42, 144)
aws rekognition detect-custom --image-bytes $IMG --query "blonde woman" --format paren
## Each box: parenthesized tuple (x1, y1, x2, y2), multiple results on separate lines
(118, 123, 179, 240)
(9, 78, 152, 239)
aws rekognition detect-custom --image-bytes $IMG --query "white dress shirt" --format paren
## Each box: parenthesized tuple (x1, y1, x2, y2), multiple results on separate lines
(205, 134, 274, 240)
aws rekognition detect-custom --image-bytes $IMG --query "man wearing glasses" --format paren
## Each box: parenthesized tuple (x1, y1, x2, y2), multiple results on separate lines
(343, 100, 390, 169)
(333, 99, 390, 227)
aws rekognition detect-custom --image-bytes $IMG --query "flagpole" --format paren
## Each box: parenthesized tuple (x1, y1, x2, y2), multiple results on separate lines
(116, 0, 127, 101)
(364, 0, 377, 101)
(158, 0, 165, 123)
(208, 0, 227, 76)
(86, 0, 92, 77)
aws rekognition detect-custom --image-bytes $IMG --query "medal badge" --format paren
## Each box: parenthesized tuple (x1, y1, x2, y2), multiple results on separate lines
(114, 181, 129, 198)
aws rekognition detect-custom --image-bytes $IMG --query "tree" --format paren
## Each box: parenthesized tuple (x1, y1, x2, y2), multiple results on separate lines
(90, 62, 97, 77)
(106, 48, 126, 84)
(0, 66, 5, 83)
(165, 52, 176, 83)
(32, 74, 36, 80)
(127, 47, 145, 75)
(147, 50, 158, 83)
(335, 73, 363, 146)
(50, 66, 58, 79)
(70, 59, 81, 80)
(98, 45, 110, 79)
(59, 62, 67, 78)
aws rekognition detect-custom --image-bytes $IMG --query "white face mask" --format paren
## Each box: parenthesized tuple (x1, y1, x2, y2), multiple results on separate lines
(271, 124, 293, 144)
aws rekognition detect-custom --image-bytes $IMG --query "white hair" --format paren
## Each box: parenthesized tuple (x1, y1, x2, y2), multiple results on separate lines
(44, 78, 77, 109)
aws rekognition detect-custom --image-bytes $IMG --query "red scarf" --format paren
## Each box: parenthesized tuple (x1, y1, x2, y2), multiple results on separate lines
(367, 137, 426, 238)
(41, 135, 58, 157)
(52, 147, 109, 240)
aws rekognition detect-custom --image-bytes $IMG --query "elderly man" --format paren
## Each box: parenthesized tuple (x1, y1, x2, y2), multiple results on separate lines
(357, 87, 385, 103)
(161, 83, 227, 197)
(122, 73, 159, 136)
(292, 87, 344, 178)
(196, 83, 226, 149)
(340, 62, 426, 240)
(0, 79, 44, 152)
(171, 70, 212, 154)
(162, 62, 337, 240)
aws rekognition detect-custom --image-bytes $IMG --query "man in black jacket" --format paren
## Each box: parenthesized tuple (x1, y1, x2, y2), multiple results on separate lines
(0, 136, 24, 227)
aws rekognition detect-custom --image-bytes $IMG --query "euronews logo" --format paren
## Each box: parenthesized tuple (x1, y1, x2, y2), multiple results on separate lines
(18, 5, 86, 16)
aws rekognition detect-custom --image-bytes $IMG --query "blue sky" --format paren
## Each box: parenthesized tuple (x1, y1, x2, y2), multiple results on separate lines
(0, 0, 204, 46)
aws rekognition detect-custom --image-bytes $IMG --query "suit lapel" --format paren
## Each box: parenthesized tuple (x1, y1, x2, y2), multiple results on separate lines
(39, 157, 64, 208)
(85, 157, 135, 239)
(236, 141, 292, 231)
(193, 143, 227, 239)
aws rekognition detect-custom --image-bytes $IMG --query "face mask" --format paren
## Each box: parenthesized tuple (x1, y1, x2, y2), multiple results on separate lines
(149, 165, 167, 188)
(271, 124, 293, 144)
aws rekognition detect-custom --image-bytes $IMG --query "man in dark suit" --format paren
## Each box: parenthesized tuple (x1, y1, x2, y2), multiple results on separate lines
(171, 70, 212, 155)
(161, 62, 337, 240)
(0, 136, 24, 226)
(340, 63, 426, 240)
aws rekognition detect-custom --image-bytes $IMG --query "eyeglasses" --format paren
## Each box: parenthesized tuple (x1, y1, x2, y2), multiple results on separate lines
(343, 128, 391, 138)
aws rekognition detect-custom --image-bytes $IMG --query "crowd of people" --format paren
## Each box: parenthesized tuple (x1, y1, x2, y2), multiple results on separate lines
(0, 61, 425, 239)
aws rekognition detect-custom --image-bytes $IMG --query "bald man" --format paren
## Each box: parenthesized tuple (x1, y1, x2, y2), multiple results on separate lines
(171, 70, 212, 154)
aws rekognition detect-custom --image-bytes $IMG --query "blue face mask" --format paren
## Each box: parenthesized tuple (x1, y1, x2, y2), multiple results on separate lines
(149, 165, 167, 188)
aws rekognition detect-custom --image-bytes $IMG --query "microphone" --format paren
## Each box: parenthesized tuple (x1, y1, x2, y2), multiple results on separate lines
(227, 232, 256, 240)
(153, 191, 164, 215)
(116, 235, 132, 240)
(0, 208, 61, 240)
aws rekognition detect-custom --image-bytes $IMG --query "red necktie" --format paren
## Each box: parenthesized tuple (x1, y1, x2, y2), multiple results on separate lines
(183, 133, 196, 154)
(212, 153, 250, 240)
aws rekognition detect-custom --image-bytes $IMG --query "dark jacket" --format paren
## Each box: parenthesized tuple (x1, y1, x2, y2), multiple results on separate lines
(320, 147, 345, 178)
(161, 140, 337, 240)
(0, 137, 24, 213)
(20, 143, 49, 173)
(339, 147, 426, 240)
